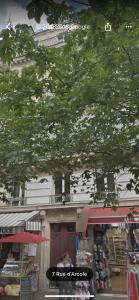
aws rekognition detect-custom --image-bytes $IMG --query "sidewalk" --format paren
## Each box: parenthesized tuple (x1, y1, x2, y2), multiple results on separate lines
(34, 290, 127, 300)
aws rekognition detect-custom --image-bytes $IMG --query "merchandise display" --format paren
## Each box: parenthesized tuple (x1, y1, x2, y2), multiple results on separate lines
(76, 241, 94, 299)
(0, 241, 39, 299)
(105, 228, 127, 293)
(0, 278, 20, 297)
(91, 225, 128, 293)
(1, 261, 22, 277)
(76, 251, 93, 267)
(92, 225, 110, 292)
(75, 281, 90, 300)
(0, 260, 33, 299)
(106, 229, 127, 266)
(93, 244, 109, 291)
(133, 229, 139, 247)
(0, 260, 38, 277)
(77, 223, 139, 295)
(127, 252, 139, 300)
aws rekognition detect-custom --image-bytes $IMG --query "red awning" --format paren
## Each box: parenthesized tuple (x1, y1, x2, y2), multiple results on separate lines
(0, 232, 49, 244)
(88, 206, 139, 224)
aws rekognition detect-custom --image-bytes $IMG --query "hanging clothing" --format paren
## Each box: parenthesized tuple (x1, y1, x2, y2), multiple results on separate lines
(76, 236, 80, 250)
(128, 270, 138, 300)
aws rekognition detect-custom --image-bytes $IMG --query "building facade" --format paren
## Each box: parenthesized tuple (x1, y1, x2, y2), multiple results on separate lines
(0, 27, 138, 292)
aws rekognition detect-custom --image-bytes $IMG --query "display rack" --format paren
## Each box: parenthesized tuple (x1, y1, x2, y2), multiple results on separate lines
(0, 260, 37, 299)
(106, 229, 127, 267)
(76, 249, 94, 299)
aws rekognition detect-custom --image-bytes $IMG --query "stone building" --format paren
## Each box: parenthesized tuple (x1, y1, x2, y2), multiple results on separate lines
(0, 26, 139, 293)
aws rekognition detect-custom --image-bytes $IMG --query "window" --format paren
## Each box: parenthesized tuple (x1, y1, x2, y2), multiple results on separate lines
(95, 170, 105, 192)
(54, 172, 62, 196)
(54, 172, 71, 196)
(57, 34, 64, 42)
(107, 173, 115, 192)
(95, 170, 115, 192)
(11, 183, 20, 198)
(52, 224, 61, 232)
(66, 224, 75, 232)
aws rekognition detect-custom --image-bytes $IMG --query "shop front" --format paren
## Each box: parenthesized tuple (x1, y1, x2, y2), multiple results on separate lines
(0, 211, 42, 299)
(76, 206, 139, 296)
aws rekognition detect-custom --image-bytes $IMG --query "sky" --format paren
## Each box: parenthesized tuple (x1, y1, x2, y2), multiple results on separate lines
(0, 0, 47, 32)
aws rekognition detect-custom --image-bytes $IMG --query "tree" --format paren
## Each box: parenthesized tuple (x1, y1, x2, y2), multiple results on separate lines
(0, 10, 139, 205)
(25, 0, 139, 26)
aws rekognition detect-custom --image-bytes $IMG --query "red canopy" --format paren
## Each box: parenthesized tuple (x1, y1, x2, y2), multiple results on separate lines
(0, 232, 49, 244)
(88, 206, 139, 224)
(76, 206, 139, 233)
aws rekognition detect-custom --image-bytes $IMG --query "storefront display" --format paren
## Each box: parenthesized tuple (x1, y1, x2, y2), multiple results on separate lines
(0, 277, 20, 297)
(106, 227, 128, 293)
(0, 243, 20, 269)
(0, 257, 39, 298)
(0, 261, 39, 299)
(133, 229, 139, 248)
(93, 225, 110, 292)
(127, 252, 139, 300)
(0, 231, 49, 299)
(93, 244, 109, 291)
(83, 223, 129, 294)
(0, 261, 32, 299)
(76, 238, 94, 299)
(106, 228, 127, 266)
(77, 206, 139, 295)
(0, 260, 40, 299)
(75, 281, 90, 300)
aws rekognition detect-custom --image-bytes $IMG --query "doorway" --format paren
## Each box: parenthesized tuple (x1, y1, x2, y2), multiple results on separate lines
(50, 222, 76, 267)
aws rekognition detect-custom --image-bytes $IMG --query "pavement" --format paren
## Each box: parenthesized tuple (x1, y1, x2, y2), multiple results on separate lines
(34, 290, 127, 300)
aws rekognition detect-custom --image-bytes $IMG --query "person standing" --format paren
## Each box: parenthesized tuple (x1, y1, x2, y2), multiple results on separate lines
(63, 253, 73, 298)
(64, 253, 73, 268)
(57, 256, 66, 299)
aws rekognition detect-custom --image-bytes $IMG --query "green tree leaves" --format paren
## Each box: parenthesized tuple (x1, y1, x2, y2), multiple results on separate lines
(0, 8, 139, 203)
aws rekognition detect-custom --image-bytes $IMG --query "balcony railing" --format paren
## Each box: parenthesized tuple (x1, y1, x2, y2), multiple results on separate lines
(4, 190, 133, 207)
(7, 197, 26, 206)
(5, 194, 73, 206)
(94, 191, 119, 201)
(49, 194, 73, 204)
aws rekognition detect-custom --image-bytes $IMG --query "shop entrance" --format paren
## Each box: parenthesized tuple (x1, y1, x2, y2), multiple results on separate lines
(50, 222, 76, 267)
(88, 224, 128, 294)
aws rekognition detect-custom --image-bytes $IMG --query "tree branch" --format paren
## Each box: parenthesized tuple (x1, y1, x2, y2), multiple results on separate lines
(122, 45, 133, 65)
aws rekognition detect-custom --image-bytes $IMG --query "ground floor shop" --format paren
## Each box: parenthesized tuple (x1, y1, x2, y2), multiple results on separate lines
(41, 205, 139, 296)
(86, 223, 127, 294)
(0, 211, 42, 299)
(77, 206, 139, 296)
(4, 204, 137, 297)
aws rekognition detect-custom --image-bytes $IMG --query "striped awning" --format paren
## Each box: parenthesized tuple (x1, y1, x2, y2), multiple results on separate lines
(0, 211, 40, 227)
(26, 221, 41, 231)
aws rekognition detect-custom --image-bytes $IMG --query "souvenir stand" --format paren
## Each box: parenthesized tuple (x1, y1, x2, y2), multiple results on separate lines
(106, 227, 127, 293)
(127, 229, 139, 300)
(93, 225, 109, 292)
(89, 224, 128, 293)
(0, 260, 34, 300)
(0, 232, 48, 300)
(127, 252, 139, 300)
(75, 237, 94, 299)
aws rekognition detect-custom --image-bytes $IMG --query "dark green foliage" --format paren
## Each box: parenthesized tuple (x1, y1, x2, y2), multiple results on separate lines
(0, 3, 138, 204)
